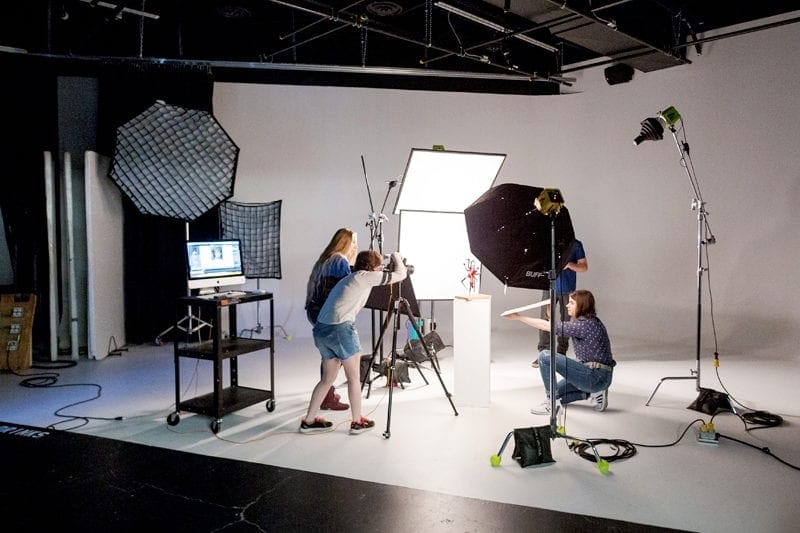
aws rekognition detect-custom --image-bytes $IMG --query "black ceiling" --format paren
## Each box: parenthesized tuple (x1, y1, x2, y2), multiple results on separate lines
(3, 1, 799, 94)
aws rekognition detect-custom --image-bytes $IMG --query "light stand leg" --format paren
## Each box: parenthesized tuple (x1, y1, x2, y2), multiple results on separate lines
(383, 299, 402, 439)
(646, 203, 705, 405)
(401, 298, 457, 416)
(383, 296, 459, 439)
(155, 222, 213, 345)
(361, 304, 395, 398)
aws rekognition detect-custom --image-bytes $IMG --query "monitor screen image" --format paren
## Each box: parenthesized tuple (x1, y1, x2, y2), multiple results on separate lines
(185, 239, 246, 290)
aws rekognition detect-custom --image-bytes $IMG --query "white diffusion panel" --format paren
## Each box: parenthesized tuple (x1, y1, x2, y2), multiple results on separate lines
(393, 149, 505, 214)
(398, 210, 480, 301)
(85, 151, 125, 359)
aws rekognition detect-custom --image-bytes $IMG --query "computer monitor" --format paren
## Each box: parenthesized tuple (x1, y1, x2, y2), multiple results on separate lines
(185, 239, 246, 291)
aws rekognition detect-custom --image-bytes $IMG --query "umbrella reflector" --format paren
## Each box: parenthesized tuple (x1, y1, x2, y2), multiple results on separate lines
(464, 183, 574, 290)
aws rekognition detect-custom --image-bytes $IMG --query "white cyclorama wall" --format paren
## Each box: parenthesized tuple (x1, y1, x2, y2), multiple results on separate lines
(213, 20, 800, 360)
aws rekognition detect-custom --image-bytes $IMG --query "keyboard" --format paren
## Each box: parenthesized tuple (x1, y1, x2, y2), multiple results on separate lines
(220, 290, 247, 297)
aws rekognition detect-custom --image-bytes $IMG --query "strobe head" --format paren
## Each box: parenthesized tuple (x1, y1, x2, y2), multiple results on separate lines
(633, 117, 664, 145)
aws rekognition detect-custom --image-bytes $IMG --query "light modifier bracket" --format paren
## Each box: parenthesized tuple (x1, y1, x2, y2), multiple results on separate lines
(535, 188, 565, 216)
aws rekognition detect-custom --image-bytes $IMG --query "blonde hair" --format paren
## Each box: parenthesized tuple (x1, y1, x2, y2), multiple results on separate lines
(317, 228, 356, 264)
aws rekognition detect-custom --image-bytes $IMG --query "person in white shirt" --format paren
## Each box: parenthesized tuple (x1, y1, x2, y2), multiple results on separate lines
(300, 250, 406, 435)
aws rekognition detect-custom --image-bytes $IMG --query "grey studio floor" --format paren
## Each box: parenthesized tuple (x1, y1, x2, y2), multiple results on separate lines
(1, 326, 799, 533)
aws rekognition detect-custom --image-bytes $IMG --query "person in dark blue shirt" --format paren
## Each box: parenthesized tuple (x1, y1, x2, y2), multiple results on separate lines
(535, 239, 588, 361)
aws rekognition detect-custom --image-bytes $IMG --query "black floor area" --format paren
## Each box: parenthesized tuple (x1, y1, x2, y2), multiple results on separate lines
(1, 421, 681, 532)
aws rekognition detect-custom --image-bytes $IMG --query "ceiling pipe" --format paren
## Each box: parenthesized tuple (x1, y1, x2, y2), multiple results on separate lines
(78, 0, 159, 20)
(434, 1, 559, 53)
(421, 12, 579, 67)
(265, 0, 565, 84)
(672, 14, 800, 49)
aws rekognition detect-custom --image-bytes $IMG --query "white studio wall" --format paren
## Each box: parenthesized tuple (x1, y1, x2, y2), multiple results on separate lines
(212, 20, 800, 362)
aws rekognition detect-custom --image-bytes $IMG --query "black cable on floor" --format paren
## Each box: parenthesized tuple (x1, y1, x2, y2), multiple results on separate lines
(717, 434, 800, 471)
(569, 438, 637, 463)
(739, 410, 783, 429)
(630, 419, 706, 448)
(7, 351, 122, 430)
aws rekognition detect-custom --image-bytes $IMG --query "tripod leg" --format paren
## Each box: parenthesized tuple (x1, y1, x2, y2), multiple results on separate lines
(383, 300, 403, 439)
(399, 298, 458, 416)
(361, 305, 395, 397)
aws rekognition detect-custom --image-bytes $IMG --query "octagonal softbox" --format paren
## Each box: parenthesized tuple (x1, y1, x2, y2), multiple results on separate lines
(109, 100, 239, 221)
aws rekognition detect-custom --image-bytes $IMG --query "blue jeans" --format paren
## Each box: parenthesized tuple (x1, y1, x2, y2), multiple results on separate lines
(538, 350, 613, 405)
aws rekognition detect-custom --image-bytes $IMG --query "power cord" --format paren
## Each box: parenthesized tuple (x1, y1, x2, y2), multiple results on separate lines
(7, 352, 123, 430)
(566, 416, 708, 464)
(717, 433, 800, 471)
(569, 438, 637, 463)
(629, 418, 706, 449)
(702, 239, 784, 431)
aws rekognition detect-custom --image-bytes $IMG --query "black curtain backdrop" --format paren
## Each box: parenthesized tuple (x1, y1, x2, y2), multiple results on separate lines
(98, 64, 219, 344)
(0, 56, 58, 357)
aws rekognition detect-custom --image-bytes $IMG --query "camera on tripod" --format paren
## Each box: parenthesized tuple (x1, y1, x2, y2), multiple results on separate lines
(384, 253, 415, 275)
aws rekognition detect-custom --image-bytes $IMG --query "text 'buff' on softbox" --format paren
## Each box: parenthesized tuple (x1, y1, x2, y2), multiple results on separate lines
(464, 183, 574, 290)
(109, 100, 239, 221)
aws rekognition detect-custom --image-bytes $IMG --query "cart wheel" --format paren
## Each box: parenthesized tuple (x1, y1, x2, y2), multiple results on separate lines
(155, 336, 163, 346)
(211, 419, 221, 434)
(167, 412, 180, 426)
(266, 398, 276, 412)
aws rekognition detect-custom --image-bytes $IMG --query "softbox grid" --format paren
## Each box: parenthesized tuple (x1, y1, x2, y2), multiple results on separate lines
(220, 200, 282, 279)
(109, 101, 239, 221)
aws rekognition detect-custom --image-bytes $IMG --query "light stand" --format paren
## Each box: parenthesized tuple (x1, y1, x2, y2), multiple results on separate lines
(361, 155, 400, 360)
(534, 190, 564, 436)
(155, 222, 212, 345)
(361, 155, 398, 255)
(537, 190, 610, 473)
(637, 108, 723, 408)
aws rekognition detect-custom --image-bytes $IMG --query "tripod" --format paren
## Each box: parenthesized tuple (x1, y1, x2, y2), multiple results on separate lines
(361, 285, 458, 439)
(646, 124, 717, 406)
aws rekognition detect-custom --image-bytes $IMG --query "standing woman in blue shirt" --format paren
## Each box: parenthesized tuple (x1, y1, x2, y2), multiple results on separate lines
(305, 228, 358, 410)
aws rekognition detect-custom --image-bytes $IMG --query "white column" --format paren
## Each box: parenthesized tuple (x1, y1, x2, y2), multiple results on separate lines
(453, 294, 491, 407)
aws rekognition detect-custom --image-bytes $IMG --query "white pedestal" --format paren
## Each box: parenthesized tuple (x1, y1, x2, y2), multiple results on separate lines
(453, 294, 491, 407)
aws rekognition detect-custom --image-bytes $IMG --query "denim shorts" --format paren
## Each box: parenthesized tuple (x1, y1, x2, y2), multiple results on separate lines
(313, 321, 361, 361)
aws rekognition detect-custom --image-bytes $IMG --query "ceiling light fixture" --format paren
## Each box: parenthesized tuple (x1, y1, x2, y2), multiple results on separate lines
(435, 1, 558, 53)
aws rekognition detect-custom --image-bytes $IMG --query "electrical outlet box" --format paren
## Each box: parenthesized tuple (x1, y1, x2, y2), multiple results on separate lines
(698, 433, 719, 444)
(697, 422, 718, 444)
(1, 294, 36, 371)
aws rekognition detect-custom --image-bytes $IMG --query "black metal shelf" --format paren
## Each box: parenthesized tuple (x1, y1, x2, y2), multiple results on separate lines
(176, 337, 270, 360)
(168, 291, 275, 433)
